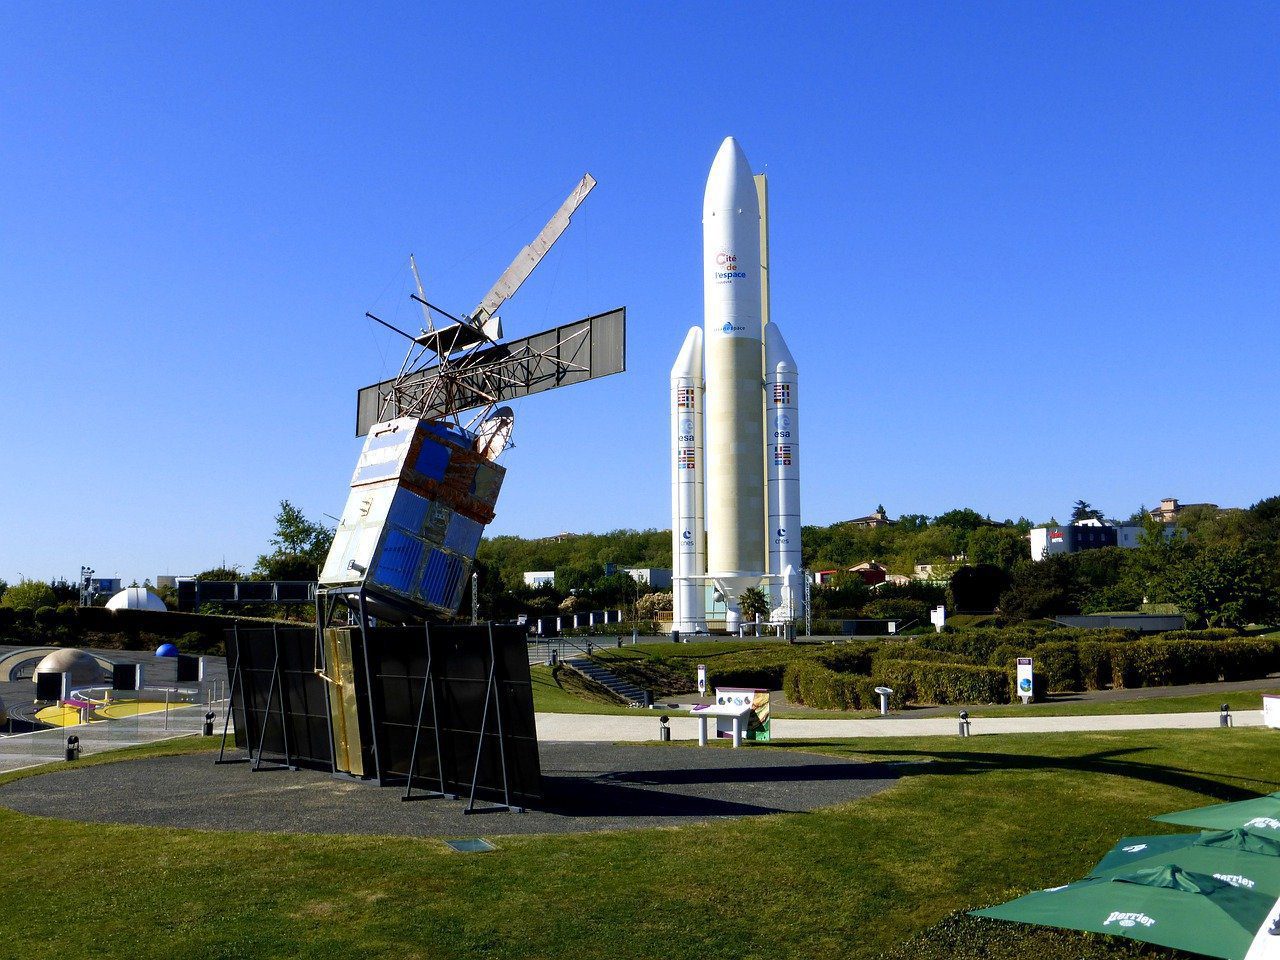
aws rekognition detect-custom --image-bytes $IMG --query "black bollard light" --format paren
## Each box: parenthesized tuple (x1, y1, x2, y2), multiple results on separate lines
(1220, 703, 1232, 728)
(958, 711, 971, 738)
(659, 715, 671, 742)
(65, 735, 80, 762)
(203, 711, 215, 736)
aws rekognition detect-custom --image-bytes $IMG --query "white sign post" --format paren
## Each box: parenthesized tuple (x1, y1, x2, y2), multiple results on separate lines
(1263, 695, 1280, 730)
(697, 664, 707, 697)
(1016, 657, 1034, 704)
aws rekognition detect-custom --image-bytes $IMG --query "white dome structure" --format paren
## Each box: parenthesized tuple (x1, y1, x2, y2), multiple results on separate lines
(105, 587, 167, 612)
(33, 648, 104, 686)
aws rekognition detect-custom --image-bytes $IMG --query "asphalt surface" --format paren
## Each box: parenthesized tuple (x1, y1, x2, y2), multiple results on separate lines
(0, 741, 898, 837)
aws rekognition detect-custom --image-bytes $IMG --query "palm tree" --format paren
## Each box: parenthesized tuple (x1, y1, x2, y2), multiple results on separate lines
(737, 587, 771, 623)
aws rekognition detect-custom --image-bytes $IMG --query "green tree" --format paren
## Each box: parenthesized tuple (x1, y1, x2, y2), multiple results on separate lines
(195, 567, 242, 581)
(947, 564, 1010, 613)
(1161, 545, 1275, 628)
(967, 525, 1027, 571)
(255, 501, 334, 581)
(0, 580, 58, 611)
(1071, 500, 1103, 522)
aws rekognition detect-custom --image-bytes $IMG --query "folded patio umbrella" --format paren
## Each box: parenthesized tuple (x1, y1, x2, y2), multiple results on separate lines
(1089, 829, 1280, 896)
(1156, 793, 1280, 832)
(971, 865, 1280, 960)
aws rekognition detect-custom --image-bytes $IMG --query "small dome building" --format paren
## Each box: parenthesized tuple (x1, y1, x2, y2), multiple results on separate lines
(105, 587, 167, 612)
(33, 648, 104, 687)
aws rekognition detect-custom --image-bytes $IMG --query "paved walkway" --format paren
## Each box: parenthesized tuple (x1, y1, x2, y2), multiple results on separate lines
(534, 709, 1268, 742)
(0, 701, 223, 775)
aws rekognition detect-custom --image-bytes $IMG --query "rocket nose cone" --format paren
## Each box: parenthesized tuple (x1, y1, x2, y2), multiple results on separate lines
(704, 136, 758, 216)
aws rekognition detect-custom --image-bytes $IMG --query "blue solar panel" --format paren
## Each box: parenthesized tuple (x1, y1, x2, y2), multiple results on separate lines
(373, 530, 425, 594)
(413, 438, 451, 480)
(444, 514, 484, 557)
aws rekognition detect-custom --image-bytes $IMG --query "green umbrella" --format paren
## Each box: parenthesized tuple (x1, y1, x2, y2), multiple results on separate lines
(1156, 793, 1280, 833)
(971, 865, 1280, 960)
(1089, 830, 1280, 896)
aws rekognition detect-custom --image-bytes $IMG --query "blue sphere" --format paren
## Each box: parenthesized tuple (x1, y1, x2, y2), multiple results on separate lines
(155, 643, 179, 658)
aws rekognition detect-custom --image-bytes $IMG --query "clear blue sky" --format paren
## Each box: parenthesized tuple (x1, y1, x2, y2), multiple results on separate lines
(2, 2, 1276, 585)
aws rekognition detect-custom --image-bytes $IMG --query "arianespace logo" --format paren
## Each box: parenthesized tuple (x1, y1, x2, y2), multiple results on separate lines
(721, 321, 747, 334)
(713, 250, 747, 283)
(1104, 912, 1155, 928)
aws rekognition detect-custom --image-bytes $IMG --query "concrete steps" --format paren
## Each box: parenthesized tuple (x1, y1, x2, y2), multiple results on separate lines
(562, 657, 650, 707)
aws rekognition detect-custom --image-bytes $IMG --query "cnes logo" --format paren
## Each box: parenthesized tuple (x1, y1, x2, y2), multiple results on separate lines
(1104, 911, 1155, 928)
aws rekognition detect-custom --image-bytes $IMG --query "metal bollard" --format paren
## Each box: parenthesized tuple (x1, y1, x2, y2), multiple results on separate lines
(203, 711, 215, 737)
(1220, 703, 1233, 728)
(632, 627, 639, 645)
(659, 715, 671, 742)
(65, 735, 81, 762)
(958, 710, 971, 737)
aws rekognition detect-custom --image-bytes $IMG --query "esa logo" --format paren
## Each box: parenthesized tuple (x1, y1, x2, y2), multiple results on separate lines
(679, 418, 695, 442)
(774, 413, 791, 439)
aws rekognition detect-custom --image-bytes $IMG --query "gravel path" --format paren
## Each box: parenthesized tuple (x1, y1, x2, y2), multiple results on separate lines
(0, 741, 898, 837)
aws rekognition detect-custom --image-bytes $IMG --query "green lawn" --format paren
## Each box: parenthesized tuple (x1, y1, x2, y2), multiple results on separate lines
(771, 687, 1280, 720)
(529, 664, 639, 716)
(0, 728, 1276, 959)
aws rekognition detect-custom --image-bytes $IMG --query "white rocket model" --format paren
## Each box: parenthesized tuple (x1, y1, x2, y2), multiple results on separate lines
(671, 137, 802, 633)
(671, 328, 707, 633)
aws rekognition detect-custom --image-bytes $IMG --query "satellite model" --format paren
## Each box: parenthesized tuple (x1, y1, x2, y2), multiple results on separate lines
(221, 175, 625, 813)
(318, 174, 626, 622)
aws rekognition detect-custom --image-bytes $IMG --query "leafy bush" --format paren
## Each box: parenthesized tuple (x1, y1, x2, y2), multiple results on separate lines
(0, 580, 58, 611)
(783, 661, 906, 711)
(1077, 640, 1114, 690)
(875, 659, 1011, 705)
(1023, 640, 1082, 692)
(33, 605, 59, 628)
(860, 598, 930, 625)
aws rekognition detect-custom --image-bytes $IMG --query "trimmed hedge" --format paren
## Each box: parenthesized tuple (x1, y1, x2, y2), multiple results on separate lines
(783, 661, 905, 711)
(875, 659, 1011, 705)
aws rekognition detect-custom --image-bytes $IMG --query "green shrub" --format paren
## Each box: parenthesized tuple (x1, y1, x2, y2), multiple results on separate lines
(1027, 640, 1082, 692)
(0, 580, 58, 611)
(875, 659, 1011, 705)
(859, 598, 930, 625)
(1077, 640, 1113, 690)
(783, 661, 907, 711)
(33, 605, 59, 627)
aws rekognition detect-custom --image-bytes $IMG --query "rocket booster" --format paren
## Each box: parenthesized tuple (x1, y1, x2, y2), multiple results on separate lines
(703, 137, 765, 580)
(765, 321, 801, 617)
(670, 327, 707, 633)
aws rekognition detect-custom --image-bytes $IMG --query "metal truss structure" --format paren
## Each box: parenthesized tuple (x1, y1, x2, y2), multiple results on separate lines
(359, 173, 625, 440)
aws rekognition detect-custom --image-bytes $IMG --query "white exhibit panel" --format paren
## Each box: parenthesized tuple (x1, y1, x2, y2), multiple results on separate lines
(1264, 695, 1280, 730)
(764, 320, 802, 621)
(671, 326, 707, 633)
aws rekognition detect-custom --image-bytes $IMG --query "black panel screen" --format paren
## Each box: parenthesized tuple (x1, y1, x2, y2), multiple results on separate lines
(227, 627, 332, 771)
(35, 671, 63, 701)
(355, 624, 543, 805)
(176, 654, 200, 683)
(112, 663, 139, 691)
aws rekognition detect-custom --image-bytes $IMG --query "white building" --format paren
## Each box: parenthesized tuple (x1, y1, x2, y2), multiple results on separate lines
(1030, 517, 1171, 561)
(623, 568, 673, 590)
(522, 571, 555, 589)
